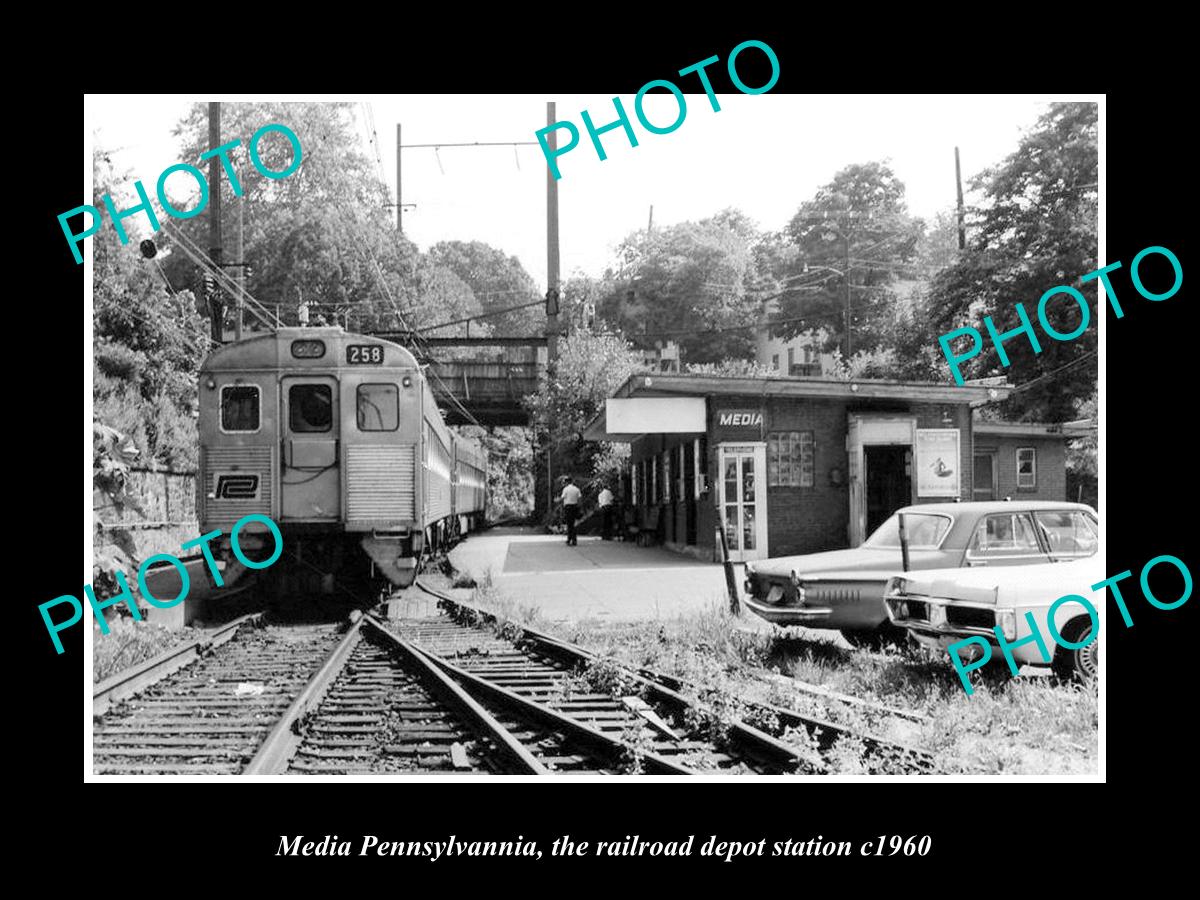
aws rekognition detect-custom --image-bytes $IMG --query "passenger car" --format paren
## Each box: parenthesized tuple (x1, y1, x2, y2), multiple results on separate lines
(883, 556, 1104, 683)
(196, 327, 486, 595)
(741, 501, 1098, 646)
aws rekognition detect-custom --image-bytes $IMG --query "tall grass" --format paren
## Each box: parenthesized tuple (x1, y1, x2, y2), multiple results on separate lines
(466, 585, 1098, 775)
(93, 619, 197, 683)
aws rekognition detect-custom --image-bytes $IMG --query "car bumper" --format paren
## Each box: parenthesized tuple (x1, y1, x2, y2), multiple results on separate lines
(889, 597, 1048, 665)
(742, 593, 834, 625)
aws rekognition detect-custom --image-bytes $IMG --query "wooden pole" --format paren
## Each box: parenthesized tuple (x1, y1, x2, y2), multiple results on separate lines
(546, 102, 560, 365)
(955, 146, 966, 250)
(207, 102, 224, 343)
(717, 526, 741, 615)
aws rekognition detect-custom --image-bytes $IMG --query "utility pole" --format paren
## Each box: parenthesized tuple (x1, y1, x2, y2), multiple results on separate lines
(843, 231, 852, 359)
(647, 204, 654, 238)
(235, 185, 244, 340)
(545, 101, 560, 366)
(208, 102, 224, 343)
(955, 146, 966, 251)
(396, 123, 403, 233)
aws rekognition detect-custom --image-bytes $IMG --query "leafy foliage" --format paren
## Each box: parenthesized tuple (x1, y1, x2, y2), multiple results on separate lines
(426, 241, 542, 335)
(599, 209, 762, 364)
(525, 331, 646, 517)
(928, 103, 1098, 420)
(455, 425, 534, 520)
(93, 153, 207, 471)
(773, 162, 926, 356)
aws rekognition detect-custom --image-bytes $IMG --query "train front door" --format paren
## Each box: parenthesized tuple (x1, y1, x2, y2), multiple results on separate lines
(281, 375, 340, 520)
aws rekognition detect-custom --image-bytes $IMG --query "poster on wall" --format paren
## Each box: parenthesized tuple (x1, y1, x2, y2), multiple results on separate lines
(915, 429, 961, 498)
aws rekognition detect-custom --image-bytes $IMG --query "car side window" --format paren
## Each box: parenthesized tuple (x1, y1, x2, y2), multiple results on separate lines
(967, 513, 1044, 558)
(1034, 510, 1099, 558)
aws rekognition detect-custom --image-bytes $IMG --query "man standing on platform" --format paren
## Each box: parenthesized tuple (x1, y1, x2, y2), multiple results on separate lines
(560, 475, 581, 546)
(597, 483, 615, 541)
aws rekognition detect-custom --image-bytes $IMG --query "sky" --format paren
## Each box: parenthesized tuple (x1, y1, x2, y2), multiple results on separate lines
(85, 94, 1088, 291)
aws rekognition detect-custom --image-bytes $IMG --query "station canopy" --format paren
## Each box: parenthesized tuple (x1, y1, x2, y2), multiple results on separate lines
(584, 374, 1011, 443)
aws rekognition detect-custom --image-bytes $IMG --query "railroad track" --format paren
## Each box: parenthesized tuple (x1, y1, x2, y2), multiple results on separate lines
(93, 616, 345, 775)
(94, 613, 722, 775)
(92, 582, 934, 775)
(412, 579, 938, 774)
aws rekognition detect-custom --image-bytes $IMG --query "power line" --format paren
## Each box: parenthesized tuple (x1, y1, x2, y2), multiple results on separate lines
(1007, 350, 1097, 394)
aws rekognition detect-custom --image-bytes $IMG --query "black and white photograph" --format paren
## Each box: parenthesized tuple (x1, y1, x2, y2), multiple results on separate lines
(74, 89, 1113, 783)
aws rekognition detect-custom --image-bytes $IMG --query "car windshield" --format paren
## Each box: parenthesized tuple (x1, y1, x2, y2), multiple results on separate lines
(863, 512, 952, 549)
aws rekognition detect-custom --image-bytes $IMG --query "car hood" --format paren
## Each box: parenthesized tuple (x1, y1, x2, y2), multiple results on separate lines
(896, 558, 1105, 606)
(750, 548, 950, 582)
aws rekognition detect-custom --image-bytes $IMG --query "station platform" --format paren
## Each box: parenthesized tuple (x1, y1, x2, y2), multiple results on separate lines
(448, 530, 755, 625)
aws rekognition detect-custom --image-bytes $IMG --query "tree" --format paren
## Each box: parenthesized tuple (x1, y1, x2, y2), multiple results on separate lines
(928, 103, 1098, 421)
(526, 331, 646, 521)
(426, 241, 543, 336)
(159, 102, 437, 332)
(602, 208, 762, 364)
(774, 162, 925, 357)
(454, 425, 534, 520)
(93, 151, 208, 470)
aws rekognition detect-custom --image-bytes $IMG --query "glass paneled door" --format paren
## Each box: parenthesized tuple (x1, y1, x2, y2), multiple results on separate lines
(718, 443, 768, 561)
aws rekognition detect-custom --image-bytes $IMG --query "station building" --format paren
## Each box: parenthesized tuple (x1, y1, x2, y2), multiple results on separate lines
(583, 374, 1077, 562)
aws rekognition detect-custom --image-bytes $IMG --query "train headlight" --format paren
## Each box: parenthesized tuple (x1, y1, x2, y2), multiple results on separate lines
(402, 376, 413, 388)
(206, 377, 216, 390)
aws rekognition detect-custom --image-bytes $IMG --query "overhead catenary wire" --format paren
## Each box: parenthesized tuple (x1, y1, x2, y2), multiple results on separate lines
(1007, 350, 1097, 394)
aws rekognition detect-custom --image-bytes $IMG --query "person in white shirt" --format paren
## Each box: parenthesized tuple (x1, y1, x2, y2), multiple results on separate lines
(560, 476, 582, 546)
(597, 484, 615, 540)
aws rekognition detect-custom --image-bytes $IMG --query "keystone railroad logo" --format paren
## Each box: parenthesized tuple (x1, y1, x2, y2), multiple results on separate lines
(214, 474, 260, 499)
(718, 412, 763, 427)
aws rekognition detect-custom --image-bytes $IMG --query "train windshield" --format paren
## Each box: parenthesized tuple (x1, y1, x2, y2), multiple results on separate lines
(289, 384, 332, 433)
(221, 385, 260, 432)
(357, 383, 398, 431)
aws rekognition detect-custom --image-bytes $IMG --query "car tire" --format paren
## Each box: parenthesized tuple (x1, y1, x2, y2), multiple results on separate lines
(1052, 617, 1098, 685)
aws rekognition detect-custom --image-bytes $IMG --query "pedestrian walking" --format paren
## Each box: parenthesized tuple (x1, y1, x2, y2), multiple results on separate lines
(560, 475, 582, 546)
(598, 483, 615, 540)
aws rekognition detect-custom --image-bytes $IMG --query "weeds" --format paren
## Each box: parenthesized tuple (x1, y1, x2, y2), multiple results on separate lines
(93, 619, 195, 683)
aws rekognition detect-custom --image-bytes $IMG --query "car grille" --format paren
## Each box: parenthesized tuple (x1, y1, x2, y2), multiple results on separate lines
(904, 599, 929, 622)
(808, 584, 864, 605)
(947, 606, 995, 630)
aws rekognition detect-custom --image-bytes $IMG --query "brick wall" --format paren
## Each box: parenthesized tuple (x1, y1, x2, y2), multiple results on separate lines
(630, 395, 982, 559)
(973, 435, 1067, 501)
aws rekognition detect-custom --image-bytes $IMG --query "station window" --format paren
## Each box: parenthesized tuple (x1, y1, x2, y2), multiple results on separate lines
(289, 384, 332, 433)
(357, 383, 398, 431)
(768, 431, 814, 487)
(1017, 447, 1037, 489)
(221, 385, 260, 432)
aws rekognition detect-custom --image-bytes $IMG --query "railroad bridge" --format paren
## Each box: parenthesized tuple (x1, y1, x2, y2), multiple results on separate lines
(371, 333, 547, 427)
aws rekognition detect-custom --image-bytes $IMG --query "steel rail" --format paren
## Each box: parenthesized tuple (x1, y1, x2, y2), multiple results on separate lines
(92, 612, 263, 717)
(396, 624, 699, 776)
(416, 580, 936, 772)
(242, 617, 366, 775)
(360, 617, 550, 775)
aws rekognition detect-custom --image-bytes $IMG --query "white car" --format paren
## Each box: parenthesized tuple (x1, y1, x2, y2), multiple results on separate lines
(884, 557, 1104, 685)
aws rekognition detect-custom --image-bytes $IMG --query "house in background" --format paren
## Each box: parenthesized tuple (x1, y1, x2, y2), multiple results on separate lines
(754, 299, 834, 376)
(641, 341, 681, 373)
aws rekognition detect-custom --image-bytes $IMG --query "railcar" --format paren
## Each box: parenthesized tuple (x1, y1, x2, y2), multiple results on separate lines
(195, 327, 486, 595)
